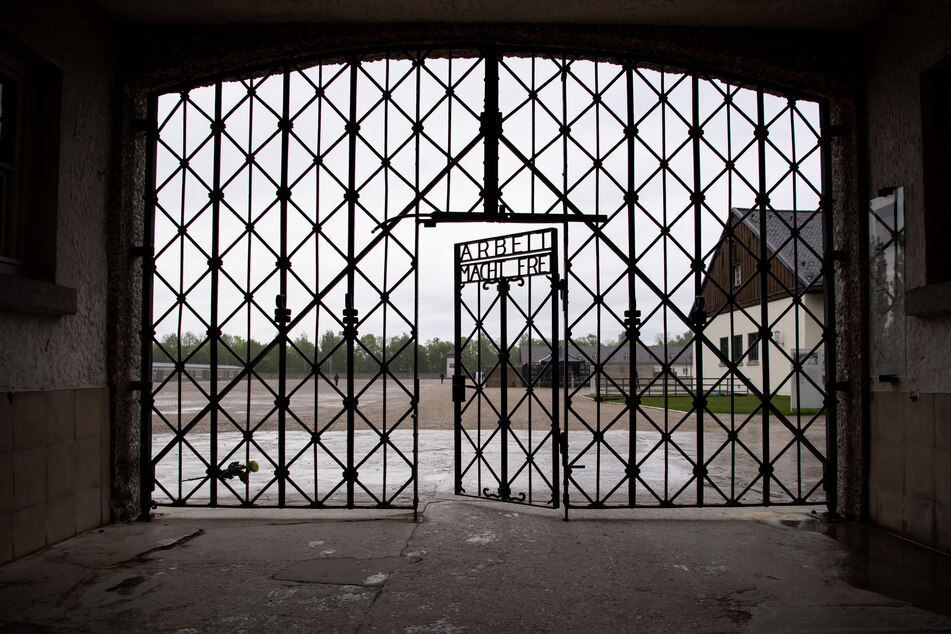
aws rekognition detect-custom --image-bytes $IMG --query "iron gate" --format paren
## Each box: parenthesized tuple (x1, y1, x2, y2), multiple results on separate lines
(453, 228, 561, 507)
(140, 46, 837, 515)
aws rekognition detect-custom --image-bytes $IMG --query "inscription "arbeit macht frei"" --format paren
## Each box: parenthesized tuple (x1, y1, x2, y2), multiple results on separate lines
(457, 229, 555, 285)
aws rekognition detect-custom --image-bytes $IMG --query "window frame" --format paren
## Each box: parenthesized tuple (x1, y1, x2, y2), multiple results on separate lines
(0, 33, 72, 316)
(732, 334, 744, 364)
(747, 332, 759, 363)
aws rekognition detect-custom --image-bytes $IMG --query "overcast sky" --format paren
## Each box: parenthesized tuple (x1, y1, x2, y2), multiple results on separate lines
(151, 55, 822, 348)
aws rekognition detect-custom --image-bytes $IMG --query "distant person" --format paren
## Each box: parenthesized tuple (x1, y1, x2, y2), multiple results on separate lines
(334, 373, 339, 386)
(440, 372, 444, 384)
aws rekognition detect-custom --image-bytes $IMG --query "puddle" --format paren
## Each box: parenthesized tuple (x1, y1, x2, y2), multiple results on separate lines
(822, 522, 951, 618)
(771, 517, 951, 618)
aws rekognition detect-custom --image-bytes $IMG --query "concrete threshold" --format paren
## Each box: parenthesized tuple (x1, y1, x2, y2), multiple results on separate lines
(1, 498, 950, 633)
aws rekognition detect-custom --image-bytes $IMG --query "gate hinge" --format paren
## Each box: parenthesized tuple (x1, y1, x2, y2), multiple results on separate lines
(830, 380, 850, 392)
(130, 380, 151, 391)
(129, 245, 151, 259)
(132, 119, 155, 133)
(826, 250, 846, 262)
(553, 278, 568, 298)
(133, 119, 159, 141)
(825, 124, 847, 138)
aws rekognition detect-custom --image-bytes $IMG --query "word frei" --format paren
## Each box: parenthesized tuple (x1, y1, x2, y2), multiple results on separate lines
(457, 229, 555, 284)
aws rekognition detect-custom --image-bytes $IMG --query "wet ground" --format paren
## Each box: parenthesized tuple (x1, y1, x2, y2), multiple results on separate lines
(1, 499, 950, 632)
(152, 379, 827, 508)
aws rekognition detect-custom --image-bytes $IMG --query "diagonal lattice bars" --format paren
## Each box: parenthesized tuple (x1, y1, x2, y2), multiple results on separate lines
(142, 48, 835, 514)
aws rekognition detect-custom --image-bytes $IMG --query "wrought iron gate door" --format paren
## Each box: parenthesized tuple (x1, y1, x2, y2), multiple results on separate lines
(141, 47, 836, 515)
(142, 59, 429, 511)
(453, 229, 561, 507)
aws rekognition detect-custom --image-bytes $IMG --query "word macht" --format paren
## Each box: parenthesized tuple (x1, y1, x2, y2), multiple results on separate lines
(459, 254, 552, 284)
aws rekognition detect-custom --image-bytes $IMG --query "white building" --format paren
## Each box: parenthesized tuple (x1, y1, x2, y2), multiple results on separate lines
(697, 208, 825, 402)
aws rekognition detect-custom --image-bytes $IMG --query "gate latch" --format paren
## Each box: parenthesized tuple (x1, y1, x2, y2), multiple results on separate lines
(452, 374, 466, 403)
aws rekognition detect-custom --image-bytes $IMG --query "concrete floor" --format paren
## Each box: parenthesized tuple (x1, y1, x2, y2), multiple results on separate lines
(1, 495, 951, 632)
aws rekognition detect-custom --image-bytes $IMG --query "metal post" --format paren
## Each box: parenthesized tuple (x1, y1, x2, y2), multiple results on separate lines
(345, 57, 359, 508)
(820, 101, 838, 516)
(756, 88, 772, 505)
(209, 81, 222, 506)
(498, 278, 510, 500)
(138, 95, 159, 521)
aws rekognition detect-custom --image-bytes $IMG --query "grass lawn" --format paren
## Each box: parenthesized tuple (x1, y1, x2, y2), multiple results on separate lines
(593, 394, 823, 416)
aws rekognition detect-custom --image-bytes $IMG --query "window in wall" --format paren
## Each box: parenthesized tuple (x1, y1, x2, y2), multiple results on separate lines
(748, 333, 759, 362)
(732, 264, 741, 287)
(922, 59, 951, 284)
(0, 36, 61, 283)
(0, 67, 20, 270)
(732, 334, 744, 363)
(719, 336, 729, 363)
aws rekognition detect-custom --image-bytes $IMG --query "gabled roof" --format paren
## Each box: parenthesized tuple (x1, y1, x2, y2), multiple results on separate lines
(704, 208, 824, 293)
(539, 350, 583, 364)
(732, 208, 824, 289)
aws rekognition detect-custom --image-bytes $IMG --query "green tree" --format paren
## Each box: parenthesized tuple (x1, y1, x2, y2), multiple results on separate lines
(356, 333, 382, 373)
(386, 332, 415, 374)
(654, 331, 694, 346)
(422, 337, 453, 374)
(318, 330, 344, 374)
(572, 333, 600, 346)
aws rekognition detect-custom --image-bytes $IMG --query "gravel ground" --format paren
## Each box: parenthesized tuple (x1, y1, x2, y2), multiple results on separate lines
(154, 377, 825, 436)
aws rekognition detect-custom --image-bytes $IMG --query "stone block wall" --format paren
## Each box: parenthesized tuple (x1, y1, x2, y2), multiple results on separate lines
(0, 388, 110, 564)
(870, 392, 951, 551)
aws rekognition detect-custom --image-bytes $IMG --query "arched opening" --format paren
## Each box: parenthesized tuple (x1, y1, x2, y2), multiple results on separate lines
(142, 48, 834, 514)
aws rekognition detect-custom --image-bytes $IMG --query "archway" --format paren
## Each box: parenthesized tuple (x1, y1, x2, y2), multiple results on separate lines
(141, 48, 835, 515)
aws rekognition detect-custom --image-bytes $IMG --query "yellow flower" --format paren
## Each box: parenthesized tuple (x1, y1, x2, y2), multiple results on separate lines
(247, 460, 259, 473)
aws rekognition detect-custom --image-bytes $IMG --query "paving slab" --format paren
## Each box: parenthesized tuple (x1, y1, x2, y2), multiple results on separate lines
(1, 497, 951, 632)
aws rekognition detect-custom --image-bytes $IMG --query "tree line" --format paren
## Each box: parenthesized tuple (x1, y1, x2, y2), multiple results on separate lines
(152, 329, 692, 376)
(153, 331, 453, 375)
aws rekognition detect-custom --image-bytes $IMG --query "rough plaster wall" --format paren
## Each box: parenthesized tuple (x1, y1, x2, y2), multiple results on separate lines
(829, 98, 866, 520)
(864, 2, 951, 395)
(860, 0, 951, 551)
(106, 89, 147, 522)
(111, 22, 866, 519)
(0, 0, 115, 392)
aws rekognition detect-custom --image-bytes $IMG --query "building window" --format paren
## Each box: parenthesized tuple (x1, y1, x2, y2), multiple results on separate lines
(0, 37, 61, 283)
(732, 263, 741, 287)
(922, 59, 951, 284)
(719, 336, 728, 363)
(623, 352, 629, 361)
(748, 333, 759, 362)
(0, 67, 20, 269)
(682, 366, 690, 376)
(732, 334, 744, 363)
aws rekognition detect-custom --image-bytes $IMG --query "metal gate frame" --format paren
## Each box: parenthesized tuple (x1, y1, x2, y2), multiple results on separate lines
(453, 228, 561, 507)
(139, 45, 838, 517)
